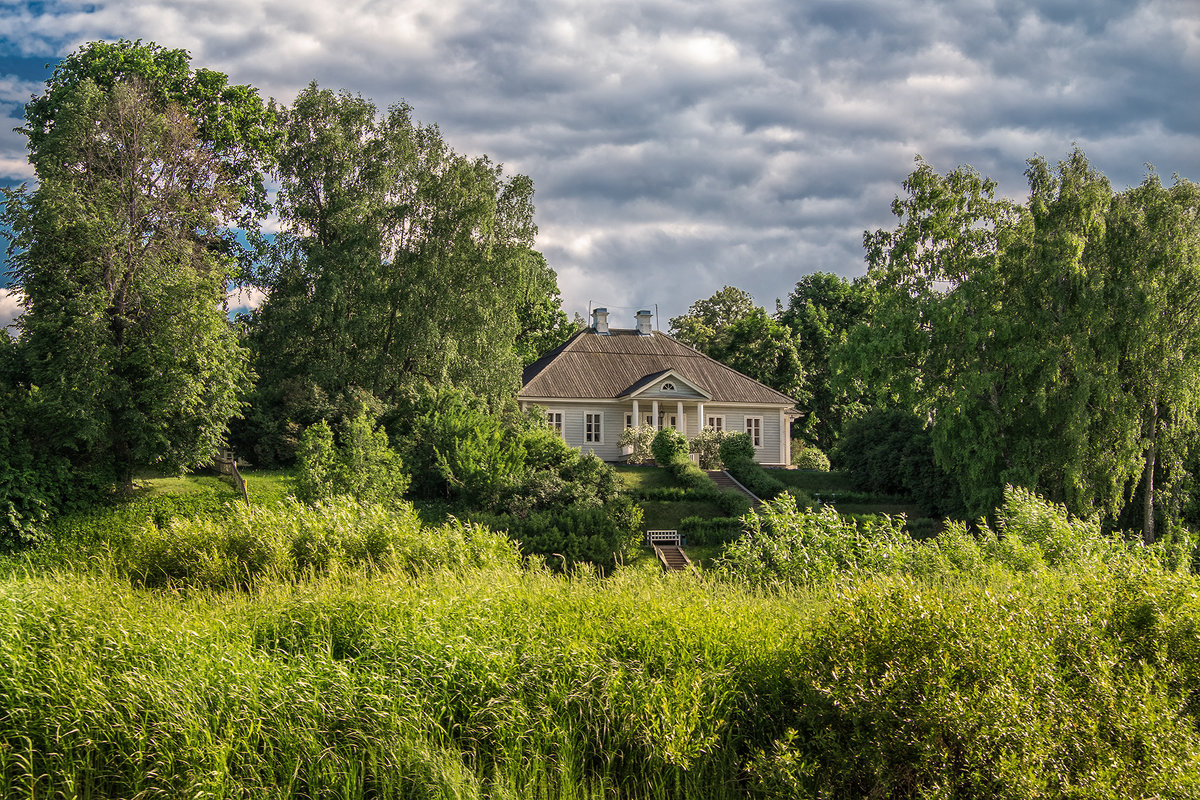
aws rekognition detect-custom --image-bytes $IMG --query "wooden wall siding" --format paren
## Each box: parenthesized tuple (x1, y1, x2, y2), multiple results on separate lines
(541, 403, 788, 465)
(521, 329, 795, 406)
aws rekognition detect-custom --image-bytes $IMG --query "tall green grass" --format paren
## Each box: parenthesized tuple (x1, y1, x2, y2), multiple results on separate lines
(4, 485, 1200, 796)
(5, 559, 1200, 796)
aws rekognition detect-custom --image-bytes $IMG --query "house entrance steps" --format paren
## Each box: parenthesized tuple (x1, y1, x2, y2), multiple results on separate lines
(646, 530, 691, 572)
(706, 470, 762, 506)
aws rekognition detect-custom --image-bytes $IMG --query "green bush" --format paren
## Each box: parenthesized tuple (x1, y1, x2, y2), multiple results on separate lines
(718, 433, 789, 500)
(833, 409, 963, 516)
(791, 441, 830, 471)
(716, 488, 754, 517)
(718, 432, 755, 465)
(392, 386, 526, 505)
(680, 515, 743, 545)
(394, 388, 623, 519)
(715, 494, 911, 587)
(690, 426, 734, 470)
(651, 427, 689, 465)
(295, 408, 410, 505)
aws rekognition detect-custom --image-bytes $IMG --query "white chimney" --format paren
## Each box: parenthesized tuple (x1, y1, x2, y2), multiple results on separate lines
(636, 309, 653, 335)
(592, 307, 610, 334)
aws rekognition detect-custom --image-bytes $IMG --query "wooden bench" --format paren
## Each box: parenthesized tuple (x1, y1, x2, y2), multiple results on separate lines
(646, 529, 681, 546)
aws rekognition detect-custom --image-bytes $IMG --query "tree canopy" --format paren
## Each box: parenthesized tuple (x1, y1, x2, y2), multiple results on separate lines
(668, 287, 806, 403)
(4, 68, 256, 492)
(238, 83, 564, 463)
(778, 272, 876, 450)
(850, 150, 1200, 535)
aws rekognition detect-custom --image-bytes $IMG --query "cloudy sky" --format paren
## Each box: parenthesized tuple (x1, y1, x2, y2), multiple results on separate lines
(2, 0, 1199, 333)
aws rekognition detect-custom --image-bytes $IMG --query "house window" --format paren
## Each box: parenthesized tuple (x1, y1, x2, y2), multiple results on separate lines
(666, 414, 677, 430)
(624, 413, 633, 428)
(745, 416, 762, 447)
(585, 412, 602, 443)
(706, 415, 725, 432)
(546, 411, 564, 437)
(662, 382, 676, 391)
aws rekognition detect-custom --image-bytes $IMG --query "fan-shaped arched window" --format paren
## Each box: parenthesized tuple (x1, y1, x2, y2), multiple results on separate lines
(662, 382, 676, 391)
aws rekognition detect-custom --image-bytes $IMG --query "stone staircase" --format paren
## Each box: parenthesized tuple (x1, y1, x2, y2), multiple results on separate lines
(707, 470, 761, 505)
(654, 544, 691, 571)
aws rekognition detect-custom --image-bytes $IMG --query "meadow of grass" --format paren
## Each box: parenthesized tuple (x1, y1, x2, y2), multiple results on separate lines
(4, 549, 1200, 797)
(5, 474, 1200, 797)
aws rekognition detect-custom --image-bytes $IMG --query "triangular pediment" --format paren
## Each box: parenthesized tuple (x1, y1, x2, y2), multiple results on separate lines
(620, 369, 711, 400)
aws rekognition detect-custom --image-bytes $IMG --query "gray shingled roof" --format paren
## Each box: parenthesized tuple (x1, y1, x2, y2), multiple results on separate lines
(520, 329, 796, 405)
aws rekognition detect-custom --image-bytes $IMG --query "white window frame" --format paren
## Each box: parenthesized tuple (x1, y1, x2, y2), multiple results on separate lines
(624, 412, 634, 428)
(585, 412, 603, 443)
(706, 414, 725, 432)
(546, 410, 564, 437)
(744, 416, 763, 448)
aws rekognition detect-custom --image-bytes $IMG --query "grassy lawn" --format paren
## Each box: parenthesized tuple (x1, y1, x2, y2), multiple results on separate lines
(131, 469, 295, 505)
(769, 469, 852, 493)
(639, 499, 725, 531)
(612, 464, 682, 491)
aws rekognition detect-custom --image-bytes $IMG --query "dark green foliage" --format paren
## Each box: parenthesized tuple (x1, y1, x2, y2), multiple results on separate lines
(391, 388, 632, 568)
(391, 387, 527, 506)
(649, 428, 721, 497)
(669, 286, 807, 402)
(471, 498, 643, 572)
(241, 83, 564, 457)
(833, 409, 963, 516)
(778, 272, 877, 451)
(627, 486, 752, 517)
(716, 488, 754, 517)
(679, 515, 743, 545)
(719, 433, 789, 500)
(719, 433, 755, 465)
(853, 151, 1200, 535)
(5, 42, 261, 493)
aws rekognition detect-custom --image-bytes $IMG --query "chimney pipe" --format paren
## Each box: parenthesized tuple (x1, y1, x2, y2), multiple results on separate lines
(592, 307, 610, 334)
(636, 309, 653, 335)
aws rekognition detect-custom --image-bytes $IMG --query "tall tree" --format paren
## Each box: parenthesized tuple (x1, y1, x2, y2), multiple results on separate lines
(21, 39, 279, 271)
(1105, 172, 1200, 541)
(668, 286, 756, 351)
(852, 150, 1200, 530)
(778, 272, 876, 450)
(4, 75, 253, 490)
(242, 84, 558, 462)
(669, 287, 806, 402)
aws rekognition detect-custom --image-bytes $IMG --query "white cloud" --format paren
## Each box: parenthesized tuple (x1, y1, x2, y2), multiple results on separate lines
(0, 289, 24, 338)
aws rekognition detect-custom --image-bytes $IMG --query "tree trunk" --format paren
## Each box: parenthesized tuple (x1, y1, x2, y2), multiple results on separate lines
(1143, 405, 1158, 544)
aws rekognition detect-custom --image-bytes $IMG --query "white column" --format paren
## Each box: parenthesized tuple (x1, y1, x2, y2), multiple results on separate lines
(677, 401, 685, 434)
(632, 399, 640, 427)
(779, 408, 788, 465)
(697, 402, 705, 430)
(651, 400, 660, 430)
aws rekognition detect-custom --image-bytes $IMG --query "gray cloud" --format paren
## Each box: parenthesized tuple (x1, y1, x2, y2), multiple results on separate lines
(1, 0, 1197, 320)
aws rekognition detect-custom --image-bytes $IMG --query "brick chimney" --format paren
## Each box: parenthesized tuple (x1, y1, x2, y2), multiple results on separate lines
(592, 307, 610, 334)
(636, 309, 653, 335)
